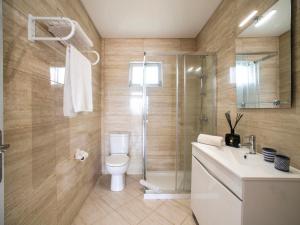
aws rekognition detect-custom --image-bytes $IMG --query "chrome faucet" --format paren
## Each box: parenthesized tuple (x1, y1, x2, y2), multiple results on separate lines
(239, 135, 256, 154)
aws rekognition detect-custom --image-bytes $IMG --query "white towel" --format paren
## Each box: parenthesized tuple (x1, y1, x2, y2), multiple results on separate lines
(64, 45, 93, 117)
(197, 134, 224, 147)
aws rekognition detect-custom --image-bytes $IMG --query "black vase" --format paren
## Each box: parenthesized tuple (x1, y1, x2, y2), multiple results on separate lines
(225, 129, 240, 148)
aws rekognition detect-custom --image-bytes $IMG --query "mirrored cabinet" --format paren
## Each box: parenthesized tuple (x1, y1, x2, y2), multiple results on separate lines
(235, 0, 291, 109)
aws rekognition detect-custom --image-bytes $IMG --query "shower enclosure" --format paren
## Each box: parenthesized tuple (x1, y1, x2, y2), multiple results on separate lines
(140, 52, 216, 196)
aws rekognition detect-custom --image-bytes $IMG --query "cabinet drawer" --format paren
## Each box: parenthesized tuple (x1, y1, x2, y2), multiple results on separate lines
(192, 146, 242, 199)
(191, 156, 242, 225)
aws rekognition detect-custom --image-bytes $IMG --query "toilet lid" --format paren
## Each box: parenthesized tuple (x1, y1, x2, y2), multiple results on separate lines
(106, 155, 129, 167)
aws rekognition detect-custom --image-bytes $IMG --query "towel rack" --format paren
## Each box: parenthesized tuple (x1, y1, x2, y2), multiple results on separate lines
(27, 14, 100, 65)
(84, 50, 100, 66)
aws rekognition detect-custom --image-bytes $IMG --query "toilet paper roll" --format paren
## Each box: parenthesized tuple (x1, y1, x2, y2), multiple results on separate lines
(81, 151, 89, 159)
(75, 149, 89, 161)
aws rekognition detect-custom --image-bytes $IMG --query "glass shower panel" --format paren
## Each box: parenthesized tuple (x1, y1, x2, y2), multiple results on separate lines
(142, 53, 216, 194)
(144, 54, 178, 192)
(176, 55, 216, 192)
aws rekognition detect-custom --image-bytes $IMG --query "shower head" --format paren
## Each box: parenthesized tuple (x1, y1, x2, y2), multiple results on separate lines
(197, 74, 206, 79)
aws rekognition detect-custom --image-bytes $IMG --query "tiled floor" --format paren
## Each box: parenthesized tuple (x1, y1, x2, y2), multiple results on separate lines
(72, 175, 196, 225)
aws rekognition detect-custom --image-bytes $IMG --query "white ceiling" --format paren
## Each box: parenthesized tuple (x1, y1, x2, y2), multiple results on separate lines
(80, 0, 222, 38)
(240, 0, 291, 37)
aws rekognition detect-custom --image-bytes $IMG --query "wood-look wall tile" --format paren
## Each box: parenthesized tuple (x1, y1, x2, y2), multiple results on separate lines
(30, 175, 57, 225)
(4, 68, 32, 129)
(104, 39, 144, 56)
(197, 0, 300, 167)
(4, 1, 102, 225)
(4, 128, 33, 225)
(102, 38, 196, 173)
(144, 39, 181, 52)
(180, 39, 197, 51)
(32, 124, 56, 188)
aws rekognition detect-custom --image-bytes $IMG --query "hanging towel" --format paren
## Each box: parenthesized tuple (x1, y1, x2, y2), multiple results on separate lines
(64, 44, 93, 117)
(197, 134, 224, 147)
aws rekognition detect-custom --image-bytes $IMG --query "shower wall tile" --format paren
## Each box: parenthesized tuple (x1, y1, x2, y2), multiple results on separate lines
(104, 39, 144, 56)
(180, 39, 197, 51)
(144, 39, 181, 52)
(101, 38, 196, 174)
(4, 1, 102, 225)
(196, 0, 300, 167)
(147, 157, 176, 171)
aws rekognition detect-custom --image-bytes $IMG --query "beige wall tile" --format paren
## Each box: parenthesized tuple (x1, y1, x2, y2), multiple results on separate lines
(4, 0, 102, 225)
(101, 38, 196, 173)
(196, 0, 300, 167)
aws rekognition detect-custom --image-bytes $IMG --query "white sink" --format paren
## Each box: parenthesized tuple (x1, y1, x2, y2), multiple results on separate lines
(229, 149, 263, 166)
(192, 142, 300, 180)
(191, 142, 300, 225)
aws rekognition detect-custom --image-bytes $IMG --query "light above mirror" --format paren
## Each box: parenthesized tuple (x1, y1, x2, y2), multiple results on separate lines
(239, 10, 258, 27)
(255, 10, 277, 27)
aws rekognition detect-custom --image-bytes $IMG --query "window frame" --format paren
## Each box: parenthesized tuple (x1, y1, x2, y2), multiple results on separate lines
(128, 61, 163, 87)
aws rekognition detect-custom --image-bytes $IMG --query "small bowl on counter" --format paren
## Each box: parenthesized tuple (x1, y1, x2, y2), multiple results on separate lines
(262, 147, 277, 162)
(274, 154, 290, 172)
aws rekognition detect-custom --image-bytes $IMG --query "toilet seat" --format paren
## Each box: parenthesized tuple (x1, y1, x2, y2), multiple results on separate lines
(106, 155, 129, 167)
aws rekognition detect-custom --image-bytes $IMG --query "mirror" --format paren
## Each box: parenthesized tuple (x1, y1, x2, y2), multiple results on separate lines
(235, 0, 291, 108)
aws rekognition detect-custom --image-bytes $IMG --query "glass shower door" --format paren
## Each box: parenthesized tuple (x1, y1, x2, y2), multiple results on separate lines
(143, 54, 178, 192)
(142, 53, 216, 194)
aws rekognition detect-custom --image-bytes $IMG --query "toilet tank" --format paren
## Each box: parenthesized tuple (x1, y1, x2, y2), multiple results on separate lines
(110, 132, 129, 155)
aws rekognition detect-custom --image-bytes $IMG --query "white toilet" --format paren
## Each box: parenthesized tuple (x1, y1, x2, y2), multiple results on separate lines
(105, 133, 130, 191)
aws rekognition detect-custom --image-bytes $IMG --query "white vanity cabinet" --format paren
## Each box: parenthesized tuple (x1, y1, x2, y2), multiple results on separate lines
(191, 143, 300, 225)
(191, 156, 242, 225)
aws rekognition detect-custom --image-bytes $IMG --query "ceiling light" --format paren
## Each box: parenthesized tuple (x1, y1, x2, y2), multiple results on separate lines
(187, 67, 194, 72)
(195, 67, 202, 72)
(255, 10, 277, 27)
(239, 10, 258, 27)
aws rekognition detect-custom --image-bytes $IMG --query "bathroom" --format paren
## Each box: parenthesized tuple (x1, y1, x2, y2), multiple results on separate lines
(0, 0, 299, 224)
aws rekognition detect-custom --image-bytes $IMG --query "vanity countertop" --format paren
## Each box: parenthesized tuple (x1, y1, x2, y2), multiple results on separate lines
(192, 142, 300, 181)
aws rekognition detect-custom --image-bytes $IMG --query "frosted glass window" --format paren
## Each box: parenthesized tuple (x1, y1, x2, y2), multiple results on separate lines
(129, 62, 163, 87)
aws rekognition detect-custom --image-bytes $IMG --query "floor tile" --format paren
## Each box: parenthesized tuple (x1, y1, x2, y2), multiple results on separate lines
(138, 212, 173, 225)
(135, 195, 165, 210)
(181, 216, 197, 225)
(123, 179, 144, 197)
(89, 183, 111, 199)
(156, 200, 189, 225)
(174, 199, 191, 210)
(72, 215, 87, 225)
(72, 175, 194, 225)
(101, 189, 135, 209)
(117, 198, 153, 224)
(92, 212, 130, 225)
(77, 196, 113, 225)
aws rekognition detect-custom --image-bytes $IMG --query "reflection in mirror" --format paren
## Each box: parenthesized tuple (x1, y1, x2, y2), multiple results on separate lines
(235, 0, 291, 108)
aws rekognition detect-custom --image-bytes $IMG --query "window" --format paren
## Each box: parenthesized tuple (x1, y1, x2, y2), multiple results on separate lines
(129, 62, 163, 87)
(50, 67, 65, 85)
